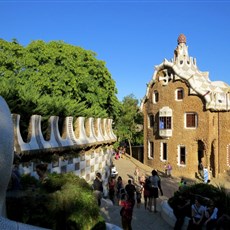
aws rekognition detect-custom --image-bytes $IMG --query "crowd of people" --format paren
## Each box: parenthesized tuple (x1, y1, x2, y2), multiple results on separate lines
(8, 162, 49, 192)
(100, 156, 229, 230)
(9, 155, 229, 230)
(171, 172, 229, 230)
(114, 146, 126, 160)
(102, 166, 164, 229)
(173, 194, 221, 230)
(92, 165, 161, 229)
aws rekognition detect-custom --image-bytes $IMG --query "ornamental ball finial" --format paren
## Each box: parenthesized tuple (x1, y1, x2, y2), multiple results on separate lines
(177, 34, 186, 44)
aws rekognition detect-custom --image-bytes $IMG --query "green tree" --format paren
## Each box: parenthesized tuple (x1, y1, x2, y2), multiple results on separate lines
(115, 94, 143, 156)
(0, 39, 120, 135)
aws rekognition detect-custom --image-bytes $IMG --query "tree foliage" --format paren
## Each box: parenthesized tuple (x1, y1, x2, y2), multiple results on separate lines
(0, 39, 120, 128)
(115, 94, 143, 150)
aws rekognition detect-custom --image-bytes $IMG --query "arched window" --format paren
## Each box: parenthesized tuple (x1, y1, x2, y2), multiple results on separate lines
(148, 114, 154, 128)
(153, 90, 159, 103)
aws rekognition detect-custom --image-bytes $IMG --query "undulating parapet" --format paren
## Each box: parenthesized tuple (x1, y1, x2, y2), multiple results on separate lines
(12, 114, 117, 154)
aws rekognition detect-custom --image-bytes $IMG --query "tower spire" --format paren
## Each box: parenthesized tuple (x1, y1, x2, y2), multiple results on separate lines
(174, 34, 189, 63)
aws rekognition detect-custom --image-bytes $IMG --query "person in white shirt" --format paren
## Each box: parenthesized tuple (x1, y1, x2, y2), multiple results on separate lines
(187, 197, 205, 230)
(203, 166, 209, 183)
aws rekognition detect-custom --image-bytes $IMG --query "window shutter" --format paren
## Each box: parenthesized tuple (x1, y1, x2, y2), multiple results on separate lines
(186, 114, 195, 127)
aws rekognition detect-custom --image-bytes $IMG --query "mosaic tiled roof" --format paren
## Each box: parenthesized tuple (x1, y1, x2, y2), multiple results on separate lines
(141, 35, 230, 111)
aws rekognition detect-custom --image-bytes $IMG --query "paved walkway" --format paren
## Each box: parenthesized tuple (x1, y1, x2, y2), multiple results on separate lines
(100, 155, 178, 229)
(100, 154, 230, 230)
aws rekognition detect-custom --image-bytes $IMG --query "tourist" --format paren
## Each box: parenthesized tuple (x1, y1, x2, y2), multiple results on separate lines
(173, 194, 190, 230)
(119, 193, 135, 230)
(203, 166, 209, 183)
(119, 146, 125, 158)
(166, 162, 172, 177)
(10, 160, 22, 190)
(179, 178, 187, 191)
(125, 179, 136, 201)
(134, 166, 139, 183)
(139, 174, 145, 186)
(36, 163, 49, 184)
(92, 172, 103, 206)
(164, 163, 168, 176)
(108, 177, 116, 204)
(143, 177, 151, 210)
(198, 160, 204, 179)
(187, 197, 205, 230)
(148, 169, 161, 212)
(204, 200, 218, 230)
(156, 170, 163, 196)
(136, 185, 143, 208)
(116, 176, 124, 203)
(115, 151, 120, 160)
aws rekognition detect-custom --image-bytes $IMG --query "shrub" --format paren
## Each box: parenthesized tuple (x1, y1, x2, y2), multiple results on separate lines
(6, 172, 106, 230)
(20, 173, 39, 189)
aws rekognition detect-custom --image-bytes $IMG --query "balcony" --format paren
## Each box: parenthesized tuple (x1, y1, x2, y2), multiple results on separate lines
(159, 129, 172, 139)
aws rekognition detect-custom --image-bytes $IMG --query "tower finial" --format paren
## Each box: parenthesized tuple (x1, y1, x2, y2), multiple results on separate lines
(177, 34, 186, 44)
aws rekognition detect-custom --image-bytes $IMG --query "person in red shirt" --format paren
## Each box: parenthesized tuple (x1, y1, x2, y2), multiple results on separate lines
(119, 193, 135, 230)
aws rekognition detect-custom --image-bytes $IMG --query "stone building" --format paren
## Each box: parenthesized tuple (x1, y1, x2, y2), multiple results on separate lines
(140, 34, 230, 179)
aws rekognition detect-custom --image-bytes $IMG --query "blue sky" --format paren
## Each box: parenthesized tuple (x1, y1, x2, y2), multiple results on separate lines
(1, 1, 230, 102)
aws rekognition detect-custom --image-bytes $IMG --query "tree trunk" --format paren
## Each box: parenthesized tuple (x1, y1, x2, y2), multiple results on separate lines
(128, 139, 132, 158)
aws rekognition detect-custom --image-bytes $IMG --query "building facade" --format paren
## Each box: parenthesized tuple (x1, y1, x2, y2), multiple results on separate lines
(141, 34, 230, 179)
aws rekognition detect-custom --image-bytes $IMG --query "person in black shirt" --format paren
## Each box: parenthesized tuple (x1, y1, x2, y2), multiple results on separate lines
(125, 179, 136, 201)
(173, 195, 190, 230)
